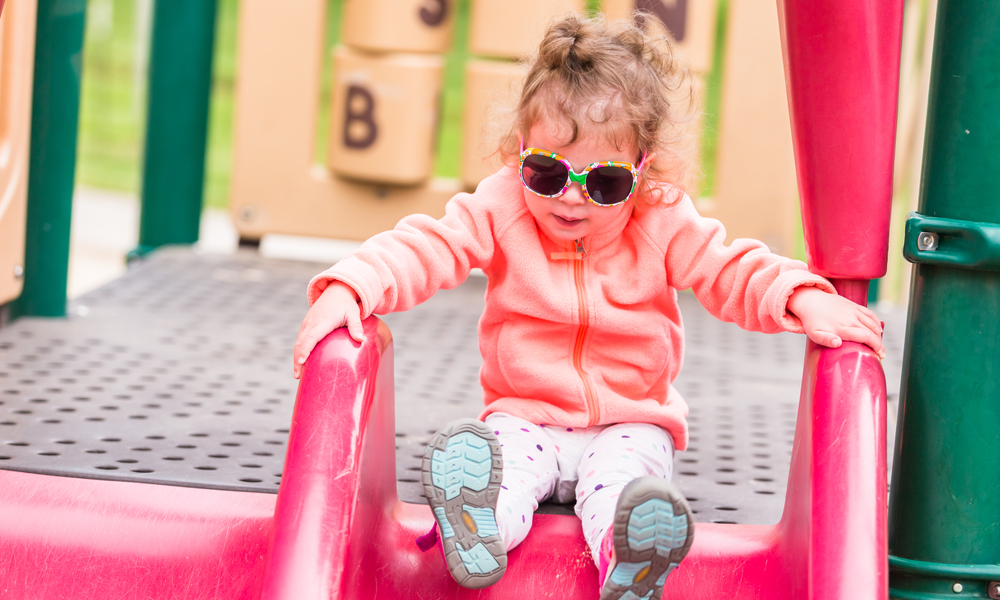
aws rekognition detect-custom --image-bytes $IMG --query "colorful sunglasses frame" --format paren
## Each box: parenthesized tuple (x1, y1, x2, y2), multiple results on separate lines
(518, 136, 648, 207)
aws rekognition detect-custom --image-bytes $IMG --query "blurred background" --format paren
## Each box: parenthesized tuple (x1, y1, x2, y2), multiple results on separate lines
(6, 0, 938, 306)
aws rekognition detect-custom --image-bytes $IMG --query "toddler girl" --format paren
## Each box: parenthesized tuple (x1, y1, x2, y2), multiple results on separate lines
(293, 14, 885, 600)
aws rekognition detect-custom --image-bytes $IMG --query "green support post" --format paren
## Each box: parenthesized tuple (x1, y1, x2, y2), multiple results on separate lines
(888, 0, 1000, 598)
(11, 0, 88, 319)
(134, 0, 218, 257)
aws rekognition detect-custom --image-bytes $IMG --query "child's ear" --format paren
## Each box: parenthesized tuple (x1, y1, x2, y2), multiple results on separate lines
(639, 153, 657, 180)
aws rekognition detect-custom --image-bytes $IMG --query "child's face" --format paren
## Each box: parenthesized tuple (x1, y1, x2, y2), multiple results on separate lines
(522, 121, 636, 244)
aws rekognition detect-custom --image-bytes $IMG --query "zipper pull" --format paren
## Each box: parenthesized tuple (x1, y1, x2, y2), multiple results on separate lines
(550, 238, 588, 260)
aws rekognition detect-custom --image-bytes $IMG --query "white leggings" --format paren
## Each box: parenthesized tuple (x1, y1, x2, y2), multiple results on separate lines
(484, 413, 675, 564)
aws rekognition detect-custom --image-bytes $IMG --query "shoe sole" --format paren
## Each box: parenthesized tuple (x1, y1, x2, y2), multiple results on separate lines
(421, 418, 506, 589)
(601, 476, 695, 600)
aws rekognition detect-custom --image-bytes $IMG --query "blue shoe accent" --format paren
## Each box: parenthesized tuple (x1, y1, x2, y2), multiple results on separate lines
(456, 542, 501, 574)
(434, 507, 455, 539)
(609, 561, 652, 586)
(627, 498, 676, 557)
(462, 505, 499, 537)
(431, 432, 493, 500)
(671, 515, 688, 550)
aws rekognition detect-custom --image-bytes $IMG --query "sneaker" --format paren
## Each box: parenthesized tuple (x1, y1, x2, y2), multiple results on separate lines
(600, 476, 695, 600)
(421, 418, 506, 589)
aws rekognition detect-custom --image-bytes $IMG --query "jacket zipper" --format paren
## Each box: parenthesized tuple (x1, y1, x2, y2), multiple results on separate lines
(570, 238, 601, 426)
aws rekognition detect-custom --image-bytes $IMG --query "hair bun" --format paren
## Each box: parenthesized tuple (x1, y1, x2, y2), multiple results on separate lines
(538, 14, 595, 72)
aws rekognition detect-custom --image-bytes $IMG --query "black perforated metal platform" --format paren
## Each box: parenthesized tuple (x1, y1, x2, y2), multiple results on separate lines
(0, 250, 308, 493)
(0, 247, 905, 524)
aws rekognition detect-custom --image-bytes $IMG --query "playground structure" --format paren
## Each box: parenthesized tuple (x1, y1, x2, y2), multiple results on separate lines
(0, 0, 997, 599)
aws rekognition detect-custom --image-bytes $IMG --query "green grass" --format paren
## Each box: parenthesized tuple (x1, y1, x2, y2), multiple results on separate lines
(204, 0, 240, 210)
(434, 0, 471, 179)
(77, 0, 242, 208)
(76, 0, 146, 195)
(698, 0, 727, 199)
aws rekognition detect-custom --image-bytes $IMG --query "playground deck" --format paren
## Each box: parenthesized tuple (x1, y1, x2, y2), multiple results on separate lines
(0, 247, 906, 525)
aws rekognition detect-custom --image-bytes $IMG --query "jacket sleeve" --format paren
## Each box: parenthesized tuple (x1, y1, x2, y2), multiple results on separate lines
(305, 178, 507, 319)
(658, 194, 836, 334)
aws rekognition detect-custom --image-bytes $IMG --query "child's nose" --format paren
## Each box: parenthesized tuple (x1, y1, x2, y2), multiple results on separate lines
(560, 183, 587, 205)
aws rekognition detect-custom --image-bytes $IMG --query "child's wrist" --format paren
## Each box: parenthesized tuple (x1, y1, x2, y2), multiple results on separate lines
(787, 285, 823, 316)
(327, 280, 361, 304)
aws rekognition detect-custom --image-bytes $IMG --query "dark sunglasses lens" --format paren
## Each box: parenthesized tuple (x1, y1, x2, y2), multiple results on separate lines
(521, 154, 568, 196)
(586, 166, 635, 205)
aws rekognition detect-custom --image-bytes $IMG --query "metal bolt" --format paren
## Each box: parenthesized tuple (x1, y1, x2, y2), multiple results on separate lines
(952, 582, 963, 593)
(989, 581, 1000, 600)
(917, 231, 939, 251)
(239, 205, 256, 222)
(13, 265, 23, 279)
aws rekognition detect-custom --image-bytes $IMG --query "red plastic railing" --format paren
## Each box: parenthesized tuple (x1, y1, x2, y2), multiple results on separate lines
(780, 0, 904, 280)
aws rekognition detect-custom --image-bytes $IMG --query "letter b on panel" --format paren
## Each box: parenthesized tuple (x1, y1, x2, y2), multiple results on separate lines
(328, 46, 444, 185)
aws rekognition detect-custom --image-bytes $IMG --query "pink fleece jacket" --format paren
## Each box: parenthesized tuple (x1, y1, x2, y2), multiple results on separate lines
(307, 167, 835, 451)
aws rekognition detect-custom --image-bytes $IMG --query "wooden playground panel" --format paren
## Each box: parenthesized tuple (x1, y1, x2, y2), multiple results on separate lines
(0, 0, 37, 306)
(229, 0, 934, 300)
(229, 0, 805, 253)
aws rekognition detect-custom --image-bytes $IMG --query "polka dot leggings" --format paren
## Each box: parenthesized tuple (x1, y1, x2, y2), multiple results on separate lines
(484, 412, 675, 565)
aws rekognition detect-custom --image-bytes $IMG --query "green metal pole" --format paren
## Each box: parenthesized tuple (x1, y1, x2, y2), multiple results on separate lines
(134, 0, 218, 256)
(11, 0, 88, 319)
(888, 0, 1000, 597)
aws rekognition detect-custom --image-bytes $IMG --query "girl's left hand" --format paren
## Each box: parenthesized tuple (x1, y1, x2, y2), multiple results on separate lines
(787, 287, 886, 359)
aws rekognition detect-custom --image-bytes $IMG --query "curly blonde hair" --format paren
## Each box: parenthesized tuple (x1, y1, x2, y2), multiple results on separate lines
(497, 13, 698, 207)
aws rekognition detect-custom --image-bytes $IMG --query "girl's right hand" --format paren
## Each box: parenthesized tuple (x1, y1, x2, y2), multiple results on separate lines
(786, 286, 886, 359)
(293, 281, 364, 379)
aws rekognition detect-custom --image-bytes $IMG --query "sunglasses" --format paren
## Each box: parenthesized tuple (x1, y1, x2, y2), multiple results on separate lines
(518, 136, 648, 207)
